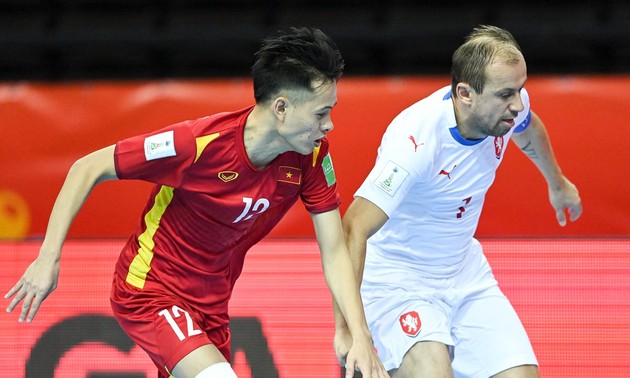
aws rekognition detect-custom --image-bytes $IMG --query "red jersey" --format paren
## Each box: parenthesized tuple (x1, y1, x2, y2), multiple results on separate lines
(113, 106, 340, 317)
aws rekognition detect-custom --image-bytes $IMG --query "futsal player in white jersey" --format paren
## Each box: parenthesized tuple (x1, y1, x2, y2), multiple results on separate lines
(333, 25, 582, 377)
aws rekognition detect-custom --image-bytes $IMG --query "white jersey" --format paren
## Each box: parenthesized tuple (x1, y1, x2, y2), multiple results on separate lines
(356, 86, 531, 279)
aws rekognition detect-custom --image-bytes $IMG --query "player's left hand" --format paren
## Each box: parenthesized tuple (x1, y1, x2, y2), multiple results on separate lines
(344, 335, 389, 378)
(549, 175, 582, 226)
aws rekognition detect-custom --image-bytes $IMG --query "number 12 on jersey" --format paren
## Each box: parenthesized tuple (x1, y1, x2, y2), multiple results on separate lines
(233, 197, 270, 223)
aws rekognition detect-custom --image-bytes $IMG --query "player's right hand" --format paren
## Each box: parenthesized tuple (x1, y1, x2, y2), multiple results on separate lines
(5, 256, 60, 322)
(548, 175, 582, 227)
(344, 336, 389, 378)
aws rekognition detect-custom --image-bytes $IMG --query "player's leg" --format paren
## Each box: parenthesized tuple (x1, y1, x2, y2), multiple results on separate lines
(450, 245, 538, 377)
(360, 274, 455, 376)
(451, 293, 538, 377)
(390, 341, 453, 378)
(110, 273, 234, 378)
(171, 344, 237, 378)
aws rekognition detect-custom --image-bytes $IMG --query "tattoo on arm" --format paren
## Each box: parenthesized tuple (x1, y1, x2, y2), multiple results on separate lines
(520, 141, 539, 160)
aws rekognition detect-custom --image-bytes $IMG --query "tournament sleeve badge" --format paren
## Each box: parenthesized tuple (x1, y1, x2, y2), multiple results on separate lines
(321, 153, 336, 187)
(144, 130, 177, 161)
(374, 160, 409, 196)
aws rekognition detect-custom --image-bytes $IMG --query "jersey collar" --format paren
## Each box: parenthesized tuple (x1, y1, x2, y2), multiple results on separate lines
(443, 89, 487, 146)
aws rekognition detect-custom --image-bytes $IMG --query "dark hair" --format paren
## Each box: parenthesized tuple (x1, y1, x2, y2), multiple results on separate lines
(251, 27, 345, 104)
(451, 25, 522, 96)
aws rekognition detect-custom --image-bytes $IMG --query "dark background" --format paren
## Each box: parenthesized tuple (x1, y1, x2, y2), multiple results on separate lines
(1, 0, 629, 82)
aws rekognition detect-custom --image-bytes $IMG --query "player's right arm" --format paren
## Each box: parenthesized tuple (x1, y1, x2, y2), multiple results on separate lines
(4, 145, 118, 322)
(333, 197, 389, 363)
(342, 196, 389, 294)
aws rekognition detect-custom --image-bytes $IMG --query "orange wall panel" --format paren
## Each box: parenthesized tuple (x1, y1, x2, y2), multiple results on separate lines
(1, 76, 629, 239)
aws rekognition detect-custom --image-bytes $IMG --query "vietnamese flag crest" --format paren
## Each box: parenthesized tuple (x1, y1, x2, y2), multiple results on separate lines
(278, 166, 302, 185)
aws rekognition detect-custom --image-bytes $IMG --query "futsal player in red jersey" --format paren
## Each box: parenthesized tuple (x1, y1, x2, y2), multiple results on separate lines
(5, 27, 388, 378)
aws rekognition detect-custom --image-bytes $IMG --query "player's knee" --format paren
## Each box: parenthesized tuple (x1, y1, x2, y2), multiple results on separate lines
(193, 362, 238, 378)
(491, 364, 539, 378)
(396, 341, 453, 378)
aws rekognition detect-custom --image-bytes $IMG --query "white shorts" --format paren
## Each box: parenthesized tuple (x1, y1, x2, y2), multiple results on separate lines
(361, 240, 538, 377)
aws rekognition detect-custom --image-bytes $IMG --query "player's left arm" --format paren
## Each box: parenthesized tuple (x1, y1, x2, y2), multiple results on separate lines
(511, 111, 583, 226)
(311, 208, 388, 378)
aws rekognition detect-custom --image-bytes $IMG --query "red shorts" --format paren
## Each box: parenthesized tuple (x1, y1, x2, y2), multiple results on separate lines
(110, 272, 232, 377)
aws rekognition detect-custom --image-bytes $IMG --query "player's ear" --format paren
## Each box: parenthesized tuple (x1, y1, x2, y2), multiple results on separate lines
(273, 97, 288, 121)
(456, 83, 474, 105)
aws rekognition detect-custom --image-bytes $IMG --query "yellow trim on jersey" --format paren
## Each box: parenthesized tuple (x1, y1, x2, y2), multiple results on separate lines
(165, 365, 174, 377)
(312, 145, 320, 167)
(195, 133, 220, 163)
(126, 185, 175, 289)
